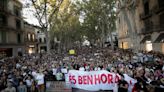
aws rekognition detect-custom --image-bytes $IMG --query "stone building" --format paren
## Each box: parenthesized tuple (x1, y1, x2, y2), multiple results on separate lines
(117, 0, 164, 53)
(24, 22, 37, 54)
(139, 0, 164, 53)
(0, 0, 24, 58)
(34, 28, 47, 53)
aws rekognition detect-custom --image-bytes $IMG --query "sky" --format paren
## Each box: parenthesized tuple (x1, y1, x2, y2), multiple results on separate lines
(21, 0, 84, 26)
(21, 0, 39, 25)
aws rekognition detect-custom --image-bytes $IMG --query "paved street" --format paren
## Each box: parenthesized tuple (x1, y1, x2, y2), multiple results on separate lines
(46, 81, 113, 92)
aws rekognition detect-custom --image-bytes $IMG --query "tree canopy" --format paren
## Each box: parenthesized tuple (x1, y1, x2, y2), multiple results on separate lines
(24, 0, 117, 51)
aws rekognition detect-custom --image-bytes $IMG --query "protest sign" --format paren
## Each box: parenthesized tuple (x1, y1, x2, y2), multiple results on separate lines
(66, 70, 121, 91)
(123, 74, 137, 92)
(69, 49, 75, 55)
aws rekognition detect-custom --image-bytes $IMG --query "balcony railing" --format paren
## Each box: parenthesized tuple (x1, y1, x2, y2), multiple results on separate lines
(140, 11, 152, 20)
(152, 4, 164, 14)
(25, 38, 38, 43)
(140, 26, 154, 34)
(153, 25, 164, 32)
(0, 25, 24, 32)
(0, 43, 25, 46)
(140, 24, 164, 34)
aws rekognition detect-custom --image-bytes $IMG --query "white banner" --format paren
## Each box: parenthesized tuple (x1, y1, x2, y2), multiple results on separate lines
(66, 70, 121, 91)
(124, 74, 137, 92)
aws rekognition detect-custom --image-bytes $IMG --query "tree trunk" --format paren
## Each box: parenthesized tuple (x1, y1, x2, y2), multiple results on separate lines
(100, 23, 105, 48)
(45, 29, 50, 53)
(109, 30, 114, 50)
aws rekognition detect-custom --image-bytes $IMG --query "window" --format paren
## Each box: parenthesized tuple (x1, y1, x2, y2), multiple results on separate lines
(144, 2, 149, 15)
(0, 31, 2, 43)
(158, 0, 164, 8)
(32, 34, 35, 41)
(16, 19, 21, 29)
(44, 38, 46, 43)
(39, 38, 42, 43)
(160, 13, 164, 27)
(1, 31, 6, 43)
(118, 18, 120, 24)
(28, 33, 31, 41)
(14, 6, 21, 17)
(0, 0, 7, 10)
(125, 30, 128, 35)
(0, 14, 7, 26)
(162, 43, 164, 54)
(17, 33, 21, 43)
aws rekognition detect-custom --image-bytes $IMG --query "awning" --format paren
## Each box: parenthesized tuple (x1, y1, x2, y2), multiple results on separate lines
(154, 33, 164, 43)
(140, 35, 151, 43)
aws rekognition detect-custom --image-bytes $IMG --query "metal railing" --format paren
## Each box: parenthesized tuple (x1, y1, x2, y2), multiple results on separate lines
(140, 24, 164, 34)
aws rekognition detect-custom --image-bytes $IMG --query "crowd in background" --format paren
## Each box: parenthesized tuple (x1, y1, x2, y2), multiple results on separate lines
(0, 47, 164, 92)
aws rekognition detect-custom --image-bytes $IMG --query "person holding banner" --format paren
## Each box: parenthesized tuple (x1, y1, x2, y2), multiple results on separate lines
(118, 74, 129, 92)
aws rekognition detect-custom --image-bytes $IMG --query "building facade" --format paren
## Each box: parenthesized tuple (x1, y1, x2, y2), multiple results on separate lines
(117, 0, 164, 53)
(35, 28, 47, 53)
(0, 0, 24, 58)
(139, 0, 164, 53)
(24, 22, 37, 54)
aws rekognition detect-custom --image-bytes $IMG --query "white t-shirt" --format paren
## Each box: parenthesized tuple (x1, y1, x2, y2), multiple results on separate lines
(162, 65, 164, 71)
(85, 66, 89, 70)
(79, 67, 85, 71)
(26, 79, 33, 87)
(16, 63, 21, 68)
(36, 73, 44, 85)
(32, 71, 37, 78)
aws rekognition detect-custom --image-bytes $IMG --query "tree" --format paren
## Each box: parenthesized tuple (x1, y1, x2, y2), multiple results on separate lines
(74, 0, 117, 48)
(50, 0, 83, 52)
(25, 0, 65, 53)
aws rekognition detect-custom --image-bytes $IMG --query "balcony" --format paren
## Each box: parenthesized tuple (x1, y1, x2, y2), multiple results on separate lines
(140, 24, 164, 34)
(0, 0, 7, 12)
(153, 25, 164, 32)
(25, 38, 38, 43)
(140, 11, 152, 20)
(0, 43, 24, 46)
(152, 4, 164, 14)
(0, 25, 24, 32)
(0, 8, 11, 15)
(140, 26, 154, 34)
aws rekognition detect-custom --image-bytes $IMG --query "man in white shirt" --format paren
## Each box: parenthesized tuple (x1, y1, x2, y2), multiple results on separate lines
(35, 70, 45, 92)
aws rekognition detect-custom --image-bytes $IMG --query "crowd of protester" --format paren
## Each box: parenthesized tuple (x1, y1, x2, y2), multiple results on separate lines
(0, 46, 164, 92)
